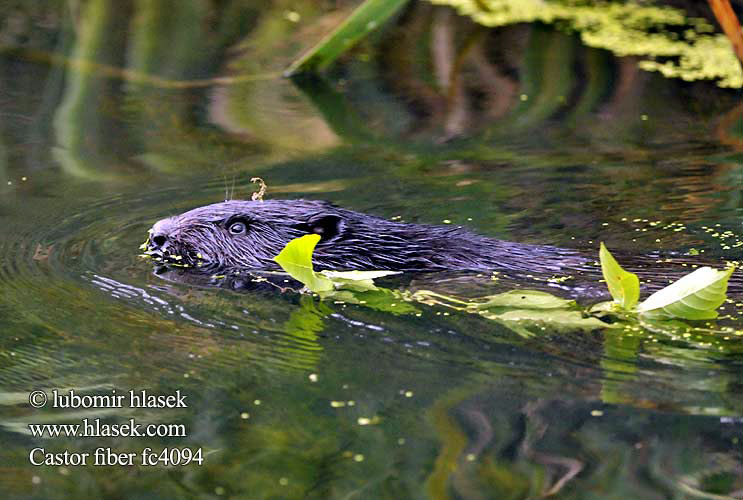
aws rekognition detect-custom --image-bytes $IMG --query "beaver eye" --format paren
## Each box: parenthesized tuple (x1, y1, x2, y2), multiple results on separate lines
(228, 221, 247, 235)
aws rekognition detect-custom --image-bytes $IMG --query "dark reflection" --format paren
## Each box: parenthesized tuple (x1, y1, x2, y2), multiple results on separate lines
(151, 264, 307, 294)
(426, 388, 743, 498)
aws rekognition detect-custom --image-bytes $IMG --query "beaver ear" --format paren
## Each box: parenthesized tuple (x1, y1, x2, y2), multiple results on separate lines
(306, 214, 343, 241)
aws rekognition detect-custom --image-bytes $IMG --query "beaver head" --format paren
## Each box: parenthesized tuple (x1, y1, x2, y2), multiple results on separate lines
(145, 199, 587, 273)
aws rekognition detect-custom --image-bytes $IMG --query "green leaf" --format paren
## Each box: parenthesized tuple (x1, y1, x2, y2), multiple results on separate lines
(284, 0, 409, 76)
(588, 300, 635, 323)
(273, 236, 400, 294)
(636, 266, 735, 320)
(588, 301, 617, 313)
(412, 289, 612, 336)
(599, 242, 640, 310)
(320, 270, 400, 291)
(327, 289, 419, 314)
(468, 290, 576, 310)
(321, 270, 399, 281)
(273, 234, 334, 293)
(478, 309, 613, 335)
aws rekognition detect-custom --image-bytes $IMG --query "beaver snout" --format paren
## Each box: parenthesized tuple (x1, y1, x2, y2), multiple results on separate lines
(147, 218, 178, 253)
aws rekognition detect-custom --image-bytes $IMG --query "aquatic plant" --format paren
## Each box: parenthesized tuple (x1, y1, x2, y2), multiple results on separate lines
(273, 235, 737, 330)
(285, 0, 409, 76)
(600, 243, 735, 320)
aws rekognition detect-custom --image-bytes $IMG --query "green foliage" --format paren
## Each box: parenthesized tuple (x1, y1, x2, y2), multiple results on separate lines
(274, 234, 400, 294)
(636, 266, 735, 320)
(273, 234, 335, 292)
(272, 238, 610, 336)
(600, 243, 735, 320)
(274, 237, 736, 334)
(467, 289, 575, 310)
(412, 289, 610, 336)
(599, 242, 640, 310)
(285, 0, 409, 75)
(470, 291, 611, 333)
(321, 270, 400, 291)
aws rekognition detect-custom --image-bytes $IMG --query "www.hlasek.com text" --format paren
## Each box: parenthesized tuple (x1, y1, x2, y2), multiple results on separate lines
(29, 418, 186, 438)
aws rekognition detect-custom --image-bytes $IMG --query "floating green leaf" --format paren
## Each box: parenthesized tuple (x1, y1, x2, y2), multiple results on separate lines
(320, 269, 399, 291)
(273, 234, 335, 292)
(330, 289, 419, 314)
(470, 290, 609, 335)
(468, 290, 575, 310)
(273, 235, 400, 293)
(636, 266, 735, 320)
(321, 270, 399, 281)
(599, 242, 640, 310)
(413, 289, 611, 336)
(479, 309, 612, 334)
(285, 0, 409, 76)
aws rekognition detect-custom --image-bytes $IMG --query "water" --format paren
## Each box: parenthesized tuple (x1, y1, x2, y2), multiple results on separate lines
(1, 3, 743, 498)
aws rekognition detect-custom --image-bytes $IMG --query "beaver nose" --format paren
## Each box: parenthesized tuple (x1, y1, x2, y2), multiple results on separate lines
(151, 234, 168, 248)
(149, 218, 177, 249)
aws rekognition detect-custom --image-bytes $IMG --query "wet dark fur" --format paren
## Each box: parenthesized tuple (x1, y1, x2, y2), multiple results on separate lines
(146, 199, 591, 274)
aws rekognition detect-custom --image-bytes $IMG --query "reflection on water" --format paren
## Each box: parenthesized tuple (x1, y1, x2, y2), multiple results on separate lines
(1, 1, 742, 498)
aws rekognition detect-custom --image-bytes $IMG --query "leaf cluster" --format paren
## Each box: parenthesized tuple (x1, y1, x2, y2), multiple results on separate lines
(272, 235, 736, 335)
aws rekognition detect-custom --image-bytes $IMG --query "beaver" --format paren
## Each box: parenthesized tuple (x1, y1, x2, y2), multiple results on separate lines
(145, 199, 591, 274)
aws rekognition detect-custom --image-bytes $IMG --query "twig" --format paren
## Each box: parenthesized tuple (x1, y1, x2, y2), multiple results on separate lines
(251, 177, 267, 202)
(708, 0, 743, 65)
